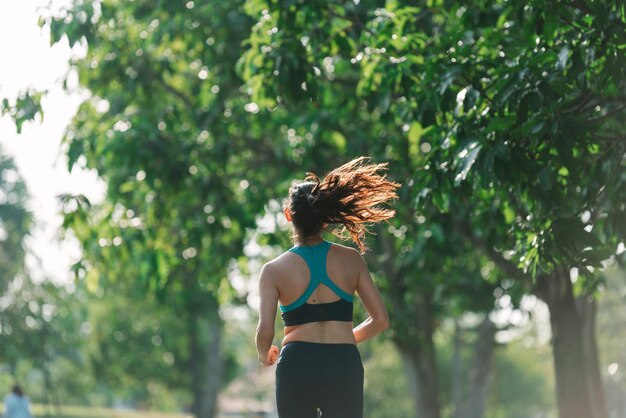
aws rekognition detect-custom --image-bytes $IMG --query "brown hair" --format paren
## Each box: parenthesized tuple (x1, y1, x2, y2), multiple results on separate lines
(12, 385, 23, 397)
(286, 156, 400, 252)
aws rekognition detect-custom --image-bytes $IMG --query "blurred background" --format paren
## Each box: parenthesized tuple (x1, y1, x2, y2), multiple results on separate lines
(1, 1, 625, 418)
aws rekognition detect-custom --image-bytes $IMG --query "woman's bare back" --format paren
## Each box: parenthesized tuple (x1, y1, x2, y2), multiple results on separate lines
(271, 243, 361, 345)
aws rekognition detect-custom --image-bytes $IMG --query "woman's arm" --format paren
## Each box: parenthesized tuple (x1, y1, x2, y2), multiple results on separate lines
(352, 253, 390, 344)
(5, 395, 15, 416)
(255, 263, 280, 366)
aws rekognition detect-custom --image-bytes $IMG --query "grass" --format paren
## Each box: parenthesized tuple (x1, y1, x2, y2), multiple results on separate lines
(25, 404, 192, 418)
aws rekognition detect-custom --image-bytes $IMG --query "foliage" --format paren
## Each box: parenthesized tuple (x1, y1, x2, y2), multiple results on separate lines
(40, 0, 299, 415)
(237, 2, 625, 416)
(239, 0, 626, 285)
(1, 89, 44, 134)
(45, 0, 298, 311)
(0, 151, 91, 409)
(2, 0, 623, 416)
(0, 151, 31, 295)
(0, 277, 92, 403)
(76, 279, 191, 410)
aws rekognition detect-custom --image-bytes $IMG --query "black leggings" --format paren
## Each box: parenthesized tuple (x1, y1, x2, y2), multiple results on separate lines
(275, 342, 364, 418)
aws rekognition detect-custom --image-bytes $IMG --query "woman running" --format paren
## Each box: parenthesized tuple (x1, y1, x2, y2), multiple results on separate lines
(255, 156, 399, 418)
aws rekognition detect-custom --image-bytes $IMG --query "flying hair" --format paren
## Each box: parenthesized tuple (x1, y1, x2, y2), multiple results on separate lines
(286, 156, 400, 252)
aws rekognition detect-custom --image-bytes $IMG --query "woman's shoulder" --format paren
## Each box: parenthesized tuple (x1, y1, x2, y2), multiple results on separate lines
(262, 249, 300, 272)
(328, 241, 367, 271)
(329, 241, 362, 257)
(329, 241, 356, 250)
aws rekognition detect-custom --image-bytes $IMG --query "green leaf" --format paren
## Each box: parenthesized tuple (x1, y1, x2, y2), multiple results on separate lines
(503, 204, 515, 224)
(432, 191, 450, 212)
(330, 131, 347, 152)
(481, 148, 495, 179)
(408, 121, 423, 143)
(494, 140, 511, 161)
(581, 247, 615, 266)
(454, 141, 482, 185)
(538, 167, 553, 191)
(531, 120, 545, 134)
(487, 116, 516, 132)
(557, 46, 569, 70)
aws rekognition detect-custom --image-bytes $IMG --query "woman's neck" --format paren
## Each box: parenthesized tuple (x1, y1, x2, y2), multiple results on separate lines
(296, 234, 324, 246)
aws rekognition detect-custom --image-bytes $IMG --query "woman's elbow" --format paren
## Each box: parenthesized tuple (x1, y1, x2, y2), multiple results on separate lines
(256, 324, 275, 341)
(373, 312, 390, 331)
(379, 315, 390, 331)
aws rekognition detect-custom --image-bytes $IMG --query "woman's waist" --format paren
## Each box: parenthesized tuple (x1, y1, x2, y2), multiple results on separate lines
(283, 321, 356, 346)
(278, 340, 362, 366)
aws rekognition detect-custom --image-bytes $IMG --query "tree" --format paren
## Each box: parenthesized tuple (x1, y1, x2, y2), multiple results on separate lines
(237, 1, 516, 417)
(0, 150, 31, 373)
(41, 1, 298, 416)
(0, 150, 30, 296)
(596, 266, 626, 417)
(0, 150, 86, 410)
(12, 3, 508, 415)
(9, 0, 622, 416)
(1, 89, 44, 134)
(237, 1, 626, 418)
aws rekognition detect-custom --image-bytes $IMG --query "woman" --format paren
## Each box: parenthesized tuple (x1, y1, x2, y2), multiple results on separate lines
(3, 386, 33, 418)
(255, 156, 399, 418)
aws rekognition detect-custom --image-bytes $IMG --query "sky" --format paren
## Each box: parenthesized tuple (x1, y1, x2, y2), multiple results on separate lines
(0, 1, 105, 285)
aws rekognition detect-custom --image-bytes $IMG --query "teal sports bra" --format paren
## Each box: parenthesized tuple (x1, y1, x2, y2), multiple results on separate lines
(280, 240, 354, 326)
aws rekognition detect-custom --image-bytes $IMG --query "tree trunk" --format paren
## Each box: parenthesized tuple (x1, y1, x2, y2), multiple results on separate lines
(577, 296, 608, 418)
(188, 294, 223, 418)
(373, 231, 441, 418)
(393, 297, 441, 418)
(467, 225, 607, 418)
(201, 311, 223, 418)
(398, 346, 422, 418)
(451, 319, 464, 418)
(463, 317, 497, 418)
(397, 342, 441, 418)
(537, 268, 594, 418)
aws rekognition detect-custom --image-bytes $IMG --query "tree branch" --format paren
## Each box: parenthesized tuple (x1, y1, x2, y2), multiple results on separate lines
(458, 222, 532, 286)
(155, 77, 194, 108)
(561, 90, 593, 114)
(592, 134, 626, 143)
(588, 105, 626, 123)
(570, 0, 593, 15)
(593, 148, 626, 213)
(140, 54, 195, 108)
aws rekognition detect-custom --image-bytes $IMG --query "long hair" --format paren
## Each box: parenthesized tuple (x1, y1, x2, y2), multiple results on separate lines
(286, 156, 400, 252)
